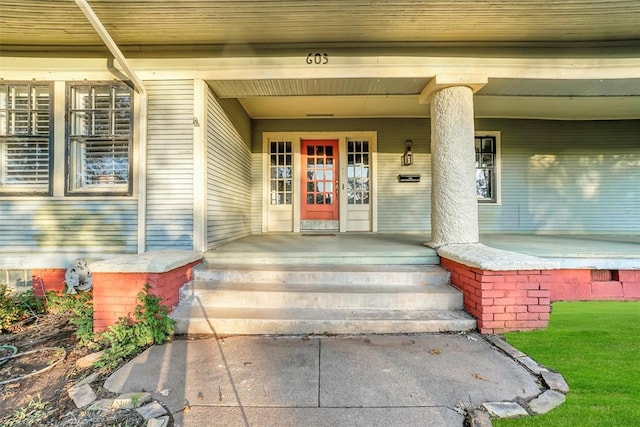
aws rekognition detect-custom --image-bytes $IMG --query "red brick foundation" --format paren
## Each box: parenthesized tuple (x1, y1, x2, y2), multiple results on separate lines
(549, 269, 640, 301)
(441, 258, 552, 334)
(31, 269, 66, 296)
(31, 259, 201, 333)
(92, 260, 201, 332)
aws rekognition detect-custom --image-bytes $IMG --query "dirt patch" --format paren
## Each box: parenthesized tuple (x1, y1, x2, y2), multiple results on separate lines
(0, 314, 151, 426)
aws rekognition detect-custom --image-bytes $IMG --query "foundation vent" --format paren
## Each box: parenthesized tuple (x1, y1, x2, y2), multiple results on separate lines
(591, 270, 619, 282)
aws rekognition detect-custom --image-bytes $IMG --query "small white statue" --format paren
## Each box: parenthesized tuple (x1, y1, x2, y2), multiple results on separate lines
(65, 258, 93, 294)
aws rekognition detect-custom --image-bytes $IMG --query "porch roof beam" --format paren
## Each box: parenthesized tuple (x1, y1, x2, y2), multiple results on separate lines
(74, 0, 146, 96)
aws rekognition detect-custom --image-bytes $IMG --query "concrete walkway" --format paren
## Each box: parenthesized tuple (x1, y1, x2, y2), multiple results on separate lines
(105, 333, 543, 426)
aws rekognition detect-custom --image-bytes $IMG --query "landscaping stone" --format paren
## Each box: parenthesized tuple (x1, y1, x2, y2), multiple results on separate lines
(541, 371, 570, 393)
(484, 335, 526, 358)
(75, 350, 105, 369)
(516, 356, 548, 375)
(147, 415, 170, 427)
(468, 408, 493, 427)
(136, 401, 168, 420)
(528, 390, 566, 415)
(75, 372, 100, 388)
(88, 399, 114, 412)
(482, 402, 528, 418)
(112, 392, 152, 410)
(68, 383, 97, 408)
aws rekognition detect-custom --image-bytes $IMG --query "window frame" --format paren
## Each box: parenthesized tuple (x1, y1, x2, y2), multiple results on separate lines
(0, 82, 53, 196)
(475, 131, 501, 205)
(65, 81, 134, 196)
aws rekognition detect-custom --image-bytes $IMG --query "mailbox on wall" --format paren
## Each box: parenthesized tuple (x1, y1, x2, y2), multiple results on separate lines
(398, 174, 421, 182)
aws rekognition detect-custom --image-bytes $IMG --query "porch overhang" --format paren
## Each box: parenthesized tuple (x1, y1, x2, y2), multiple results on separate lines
(1, 1, 639, 121)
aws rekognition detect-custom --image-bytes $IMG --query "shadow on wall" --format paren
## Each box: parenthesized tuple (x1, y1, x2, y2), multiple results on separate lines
(526, 153, 640, 232)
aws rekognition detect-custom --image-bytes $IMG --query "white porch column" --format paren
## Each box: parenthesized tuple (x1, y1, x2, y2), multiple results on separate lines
(420, 76, 487, 247)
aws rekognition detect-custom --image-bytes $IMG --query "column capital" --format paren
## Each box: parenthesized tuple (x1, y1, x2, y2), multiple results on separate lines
(419, 74, 488, 104)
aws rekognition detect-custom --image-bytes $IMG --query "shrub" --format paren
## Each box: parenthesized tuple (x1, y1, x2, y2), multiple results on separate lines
(97, 285, 174, 369)
(0, 284, 45, 332)
(45, 291, 96, 348)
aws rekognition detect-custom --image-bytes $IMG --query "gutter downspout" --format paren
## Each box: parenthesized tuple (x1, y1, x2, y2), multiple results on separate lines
(75, 0, 147, 254)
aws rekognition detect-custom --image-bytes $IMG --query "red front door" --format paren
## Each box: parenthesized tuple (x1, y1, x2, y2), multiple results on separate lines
(301, 139, 339, 221)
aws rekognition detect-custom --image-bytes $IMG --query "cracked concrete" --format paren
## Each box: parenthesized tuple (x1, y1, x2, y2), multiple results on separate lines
(104, 333, 563, 426)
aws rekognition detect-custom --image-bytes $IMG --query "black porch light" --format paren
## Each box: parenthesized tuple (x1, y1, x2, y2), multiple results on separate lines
(402, 139, 414, 166)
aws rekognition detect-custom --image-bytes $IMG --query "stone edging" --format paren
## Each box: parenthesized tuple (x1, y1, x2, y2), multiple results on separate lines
(466, 335, 569, 426)
(67, 366, 171, 426)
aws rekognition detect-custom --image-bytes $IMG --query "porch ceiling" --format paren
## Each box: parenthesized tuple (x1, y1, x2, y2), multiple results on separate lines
(208, 78, 640, 120)
(2, 0, 639, 120)
(2, 0, 640, 48)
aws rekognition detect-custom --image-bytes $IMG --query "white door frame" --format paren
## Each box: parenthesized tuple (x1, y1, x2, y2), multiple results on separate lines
(262, 131, 377, 233)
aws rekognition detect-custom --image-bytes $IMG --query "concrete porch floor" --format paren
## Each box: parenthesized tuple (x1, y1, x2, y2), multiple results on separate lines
(207, 232, 640, 269)
(210, 233, 435, 257)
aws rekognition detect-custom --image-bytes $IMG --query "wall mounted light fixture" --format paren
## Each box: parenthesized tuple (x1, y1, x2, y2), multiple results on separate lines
(402, 139, 413, 166)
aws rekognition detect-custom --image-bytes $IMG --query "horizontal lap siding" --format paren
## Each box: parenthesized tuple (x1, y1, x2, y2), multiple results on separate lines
(252, 119, 431, 232)
(207, 95, 252, 248)
(146, 80, 194, 250)
(0, 199, 137, 253)
(478, 119, 640, 233)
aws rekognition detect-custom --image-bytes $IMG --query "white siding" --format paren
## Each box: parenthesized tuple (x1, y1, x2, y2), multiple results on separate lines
(145, 80, 195, 250)
(206, 94, 252, 248)
(0, 199, 137, 253)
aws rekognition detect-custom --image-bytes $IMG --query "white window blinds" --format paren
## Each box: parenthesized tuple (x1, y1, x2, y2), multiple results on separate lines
(0, 84, 51, 194)
(68, 84, 132, 193)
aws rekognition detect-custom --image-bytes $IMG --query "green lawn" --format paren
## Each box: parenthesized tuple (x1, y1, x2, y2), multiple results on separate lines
(494, 301, 640, 427)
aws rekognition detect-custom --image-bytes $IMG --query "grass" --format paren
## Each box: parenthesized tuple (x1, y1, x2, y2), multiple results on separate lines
(495, 301, 640, 427)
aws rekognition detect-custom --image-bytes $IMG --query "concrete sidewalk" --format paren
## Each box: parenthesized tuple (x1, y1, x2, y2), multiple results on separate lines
(104, 333, 545, 426)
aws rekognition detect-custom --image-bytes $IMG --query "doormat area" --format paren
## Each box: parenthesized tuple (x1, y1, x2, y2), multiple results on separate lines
(301, 233, 336, 237)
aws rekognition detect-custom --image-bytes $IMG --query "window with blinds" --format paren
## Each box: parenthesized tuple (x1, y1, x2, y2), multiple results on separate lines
(0, 84, 51, 194)
(67, 83, 132, 194)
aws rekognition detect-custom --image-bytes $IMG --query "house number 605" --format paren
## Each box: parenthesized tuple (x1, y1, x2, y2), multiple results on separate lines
(306, 53, 329, 64)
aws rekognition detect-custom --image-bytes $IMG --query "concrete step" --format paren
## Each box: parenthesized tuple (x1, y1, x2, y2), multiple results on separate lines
(171, 307, 476, 335)
(193, 264, 450, 286)
(171, 263, 476, 335)
(182, 280, 463, 310)
(204, 253, 439, 266)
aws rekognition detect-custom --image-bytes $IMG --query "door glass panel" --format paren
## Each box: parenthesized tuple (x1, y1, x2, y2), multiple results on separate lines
(268, 140, 292, 205)
(304, 142, 337, 211)
(347, 139, 370, 205)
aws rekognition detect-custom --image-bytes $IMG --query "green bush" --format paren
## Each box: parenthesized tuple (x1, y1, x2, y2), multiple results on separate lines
(0, 284, 45, 332)
(97, 285, 174, 369)
(45, 291, 96, 348)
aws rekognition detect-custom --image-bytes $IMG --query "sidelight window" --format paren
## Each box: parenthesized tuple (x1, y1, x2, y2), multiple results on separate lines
(269, 140, 292, 205)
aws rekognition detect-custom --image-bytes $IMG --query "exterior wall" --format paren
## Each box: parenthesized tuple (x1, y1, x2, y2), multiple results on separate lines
(252, 119, 431, 233)
(550, 269, 640, 301)
(92, 260, 200, 332)
(477, 119, 640, 233)
(254, 118, 640, 235)
(145, 80, 195, 250)
(32, 269, 66, 295)
(206, 93, 252, 248)
(0, 199, 138, 254)
(441, 258, 552, 334)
